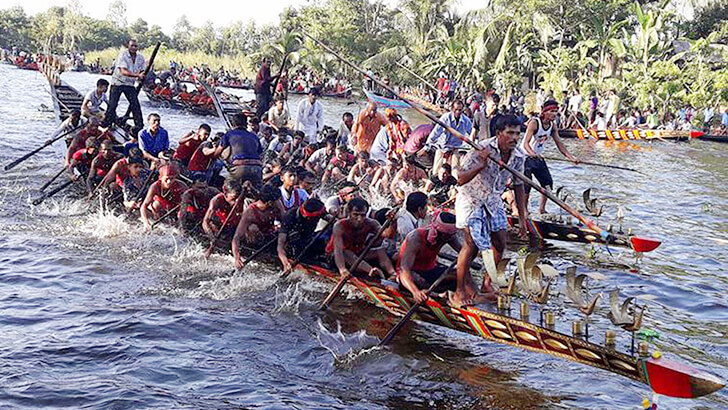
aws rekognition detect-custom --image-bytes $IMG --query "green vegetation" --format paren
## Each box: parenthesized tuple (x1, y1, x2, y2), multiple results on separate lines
(2, 0, 727, 113)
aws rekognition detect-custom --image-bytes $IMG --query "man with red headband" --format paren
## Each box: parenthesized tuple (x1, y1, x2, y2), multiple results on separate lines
(520, 99, 579, 215)
(140, 164, 188, 230)
(398, 211, 462, 303)
(277, 198, 328, 271)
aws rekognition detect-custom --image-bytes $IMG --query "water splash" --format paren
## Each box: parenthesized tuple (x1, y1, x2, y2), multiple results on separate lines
(314, 318, 381, 366)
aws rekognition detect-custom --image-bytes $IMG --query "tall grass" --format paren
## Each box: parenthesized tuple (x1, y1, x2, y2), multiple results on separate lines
(85, 46, 255, 77)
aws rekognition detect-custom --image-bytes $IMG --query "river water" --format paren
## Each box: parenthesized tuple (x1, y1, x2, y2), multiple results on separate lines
(0, 64, 726, 409)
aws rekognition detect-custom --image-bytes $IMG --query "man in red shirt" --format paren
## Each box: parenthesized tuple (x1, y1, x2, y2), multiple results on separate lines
(173, 123, 211, 167)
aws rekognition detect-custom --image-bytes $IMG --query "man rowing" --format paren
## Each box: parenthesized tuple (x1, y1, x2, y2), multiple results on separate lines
(452, 115, 529, 308)
(173, 123, 211, 167)
(277, 198, 327, 271)
(121, 157, 150, 211)
(68, 137, 98, 181)
(103, 39, 146, 133)
(98, 147, 143, 195)
(178, 175, 219, 235)
(140, 165, 188, 230)
(389, 155, 428, 203)
(215, 113, 263, 188)
(65, 117, 102, 166)
(86, 140, 122, 196)
(520, 100, 579, 215)
(326, 198, 396, 279)
(232, 184, 282, 269)
(202, 179, 245, 244)
(397, 211, 461, 303)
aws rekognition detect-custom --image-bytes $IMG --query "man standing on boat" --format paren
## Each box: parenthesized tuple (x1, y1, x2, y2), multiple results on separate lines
(295, 88, 324, 144)
(103, 39, 146, 134)
(452, 115, 528, 308)
(426, 100, 472, 176)
(254, 57, 278, 120)
(520, 100, 579, 215)
(352, 101, 387, 154)
(215, 113, 264, 188)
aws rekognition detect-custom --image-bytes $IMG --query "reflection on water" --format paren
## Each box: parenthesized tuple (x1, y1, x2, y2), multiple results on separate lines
(0, 65, 726, 408)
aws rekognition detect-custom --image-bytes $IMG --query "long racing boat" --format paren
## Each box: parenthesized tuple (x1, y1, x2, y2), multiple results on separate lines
(560, 128, 703, 141)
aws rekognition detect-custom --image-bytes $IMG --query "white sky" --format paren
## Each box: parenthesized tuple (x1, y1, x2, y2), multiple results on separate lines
(12, 0, 484, 34)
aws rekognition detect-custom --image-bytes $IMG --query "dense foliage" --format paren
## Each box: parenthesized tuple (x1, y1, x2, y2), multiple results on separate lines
(2, 0, 726, 113)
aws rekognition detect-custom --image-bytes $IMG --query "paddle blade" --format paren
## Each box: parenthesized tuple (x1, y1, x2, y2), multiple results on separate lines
(644, 357, 725, 398)
(630, 236, 661, 253)
(689, 130, 704, 138)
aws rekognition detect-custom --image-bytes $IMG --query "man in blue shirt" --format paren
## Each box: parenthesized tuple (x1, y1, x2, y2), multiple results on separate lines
(425, 100, 472, 176)
(138, 113, 169, 163)
(215, 113, 263, 187)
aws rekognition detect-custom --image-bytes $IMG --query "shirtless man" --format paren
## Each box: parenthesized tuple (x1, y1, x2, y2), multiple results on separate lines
(99, 147, 143, 195)
(389, 155, 428, 203)
(346, 151, 371, 184)
(68, 137, 98, 181)
(232, 184, 282, 269)
(326, 198, 396, 279)
(140, 165, 189, 230)
(370, 157, 399, 198)
(178, 175, 219, 235)
(398, 211, 461, 303)
(86, 140, 122, 196)
(321, 145, 355, 185)
(202, 179, 245, 243)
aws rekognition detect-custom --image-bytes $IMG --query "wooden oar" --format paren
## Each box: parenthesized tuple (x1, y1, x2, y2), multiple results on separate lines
(32, 179, 75, 206)
(543, 156, 645, 175)
(270, 52, 290, 99)
(235, 235, 284, 272)
(204, 196, 242, 258)
(378, 260, 457, 346)
(302, 31, 613, 242)
(40, 166, 68, 192)
(5, 124, 83, 171)
(119, 42, 161, 123)
(319, 209, 398, 310)
(280, 216, 337, 279)
(150, 204, 181, 229)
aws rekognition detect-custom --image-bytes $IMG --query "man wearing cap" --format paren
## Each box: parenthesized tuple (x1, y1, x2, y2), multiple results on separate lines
(140, 165, 189, 230)
(295, 88, 324, 144)
(397, 211, 462, 303)
(520, 99, 579, 215)
(103, 39, 146, 133)
(277, 198, 328, 271)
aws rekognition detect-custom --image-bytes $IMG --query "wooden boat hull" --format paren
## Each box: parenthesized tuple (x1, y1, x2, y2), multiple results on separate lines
(507, 215, 661, 253)
(293, 261, 723, 398)
(560, 128, 702, 141)
(697, 133, 728, 143)
(143, 88, 217, 116)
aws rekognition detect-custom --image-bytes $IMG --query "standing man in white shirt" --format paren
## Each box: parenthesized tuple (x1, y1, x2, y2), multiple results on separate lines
(103, 39, 146, 134)
(82, 78, 109, 120)
(295, 88, 324, 144)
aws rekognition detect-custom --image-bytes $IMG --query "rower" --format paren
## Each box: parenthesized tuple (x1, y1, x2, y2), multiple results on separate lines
(397, 211, 461, 303)
(99, 147, 143, 195)
(140, 165, 189, 230)
(452, 115, 529, 308)
(389, 155, 428, 204)
(396, 191, 427, 243)
(138, 113, 170, 166)
(277, 167, 309, 214)
(346, 151, 371, 184)
(324, 181, 359, 219)
(232, 184, 282, 269)
(305, 138, 335, 177)
(202, 179, 245, 243)
(188, 131, 222, 185)
(214, 113, 263, 188)
(68, 137, 98, 181)
(297, 170, 317, 196)
(277, 198, 327, 271)
(424, 163, 457, 205)
(86, 140, 122, 196)
(173, 123, 211, 167)
(178, 175, 219, 235)
(326, 198, 396, 279)
(121, 157, 150, 210)
(66, 117, 102, 166)
(321, 145, 355, 185)
(520, 100, 579, 215)
(82, 78, 109, 120)
(46, 109, 85, 152)
(370, 157, 399, 197)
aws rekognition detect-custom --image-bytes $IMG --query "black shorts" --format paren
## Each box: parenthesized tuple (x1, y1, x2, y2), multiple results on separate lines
(524, 157, 553, 193)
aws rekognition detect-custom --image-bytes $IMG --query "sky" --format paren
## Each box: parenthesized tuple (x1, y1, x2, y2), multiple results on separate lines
(12, 0, 484, 34)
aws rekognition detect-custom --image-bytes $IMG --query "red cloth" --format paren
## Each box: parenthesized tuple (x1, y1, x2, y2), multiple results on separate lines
(173, 139, 203, 163)
(396, 229, 442, 272)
